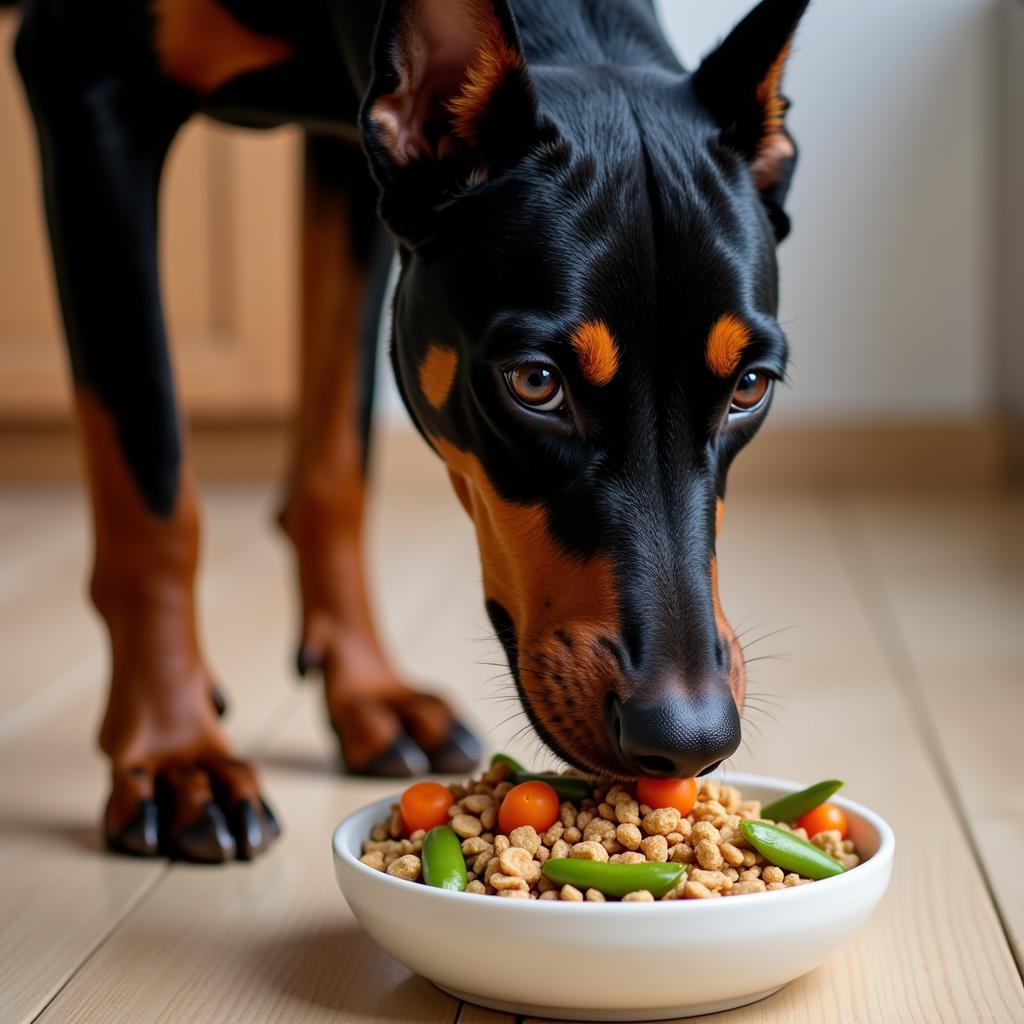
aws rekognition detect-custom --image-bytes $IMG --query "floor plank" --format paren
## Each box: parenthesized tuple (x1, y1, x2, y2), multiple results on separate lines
(839, 489, 1024, 972)
(3, 470, 1023, 1023)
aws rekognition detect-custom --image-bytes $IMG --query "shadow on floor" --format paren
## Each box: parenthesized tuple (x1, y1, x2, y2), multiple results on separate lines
(251, 923, 457, 1021)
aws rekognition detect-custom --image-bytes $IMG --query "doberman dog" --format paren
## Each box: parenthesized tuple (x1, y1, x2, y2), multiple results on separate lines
(13, 0, 810, 863)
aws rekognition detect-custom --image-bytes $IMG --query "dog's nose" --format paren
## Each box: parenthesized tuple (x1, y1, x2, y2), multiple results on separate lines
(606, 688, 741, 779)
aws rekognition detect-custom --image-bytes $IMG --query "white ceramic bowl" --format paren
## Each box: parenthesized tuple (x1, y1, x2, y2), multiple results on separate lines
(333, 772, 894, 1021)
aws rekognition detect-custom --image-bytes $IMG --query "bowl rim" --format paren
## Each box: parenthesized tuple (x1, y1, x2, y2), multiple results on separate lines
(333, 770, 896, 915)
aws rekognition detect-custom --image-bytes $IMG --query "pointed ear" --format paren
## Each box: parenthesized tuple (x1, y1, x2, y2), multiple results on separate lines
(360, 0, 540, 229)
(693, 0, 811, 241)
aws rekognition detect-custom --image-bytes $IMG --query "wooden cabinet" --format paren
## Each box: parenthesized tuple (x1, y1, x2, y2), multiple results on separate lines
(0, 12, 300, 423)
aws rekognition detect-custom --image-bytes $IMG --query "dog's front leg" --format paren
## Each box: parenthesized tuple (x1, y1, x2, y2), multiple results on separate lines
(16, 18, 278, 861)
(279, 135, 480, 777)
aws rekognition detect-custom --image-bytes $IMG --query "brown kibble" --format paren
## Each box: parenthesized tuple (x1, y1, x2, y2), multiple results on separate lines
(539, 890, 559, 900)
(623, 890, 655, 902)
(494, 835, 511, 853)
(563, 826, 582, 843)
(616, 823, 643, 850)
(762, 865, 785, 885)
(585, 888, 606, 902)
(598, 802, 619, 822)
(584, 818, 616, 841)
(550, 839, 570, 860)
(689, 868, 731, 892)
(739, 866, 762, 882)
(461, 836, 491, 856)
(683, 880, 714, 899)
(452, 814, 483, 839)
(639, 835, 669, 862)
(388, 808, 403, 839)
(491, 871, 529, 891)
(465, 879, 487, 894)
(479, 807, 497, 831)
(615, 851, 647, 865)
(669, 842, 695, 864)
(720, 842, 746, 867)
(576, 809, 595, 830)
(641, 806, 681, 836)
(569, 840, 609, 862)
(370, 823, 388, 842)
(498, 888, 531, 899)
(462, 793, 494, 814)
(386, 855, 421, 880)
(691, 820, 721, 844)
(359, 851, 385, 871)
(560, 803, 576, 828)
(725, 879, 767, 896)
(766, 881, 786, 891)
(472, 851, 491, 874)
(509, 825, 542, 855)
(498, 846, 535, 878)
(695, 838, 724, 870)
(615, 799, 641, 826)
(543, 822, 564, 846)
(742, 850, 758, 867)
(560, 884, 584, 901)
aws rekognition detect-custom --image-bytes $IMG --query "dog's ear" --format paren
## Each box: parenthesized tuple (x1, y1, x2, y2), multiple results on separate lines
(693, 0, 811, 241)
(361, 0, 540, 236)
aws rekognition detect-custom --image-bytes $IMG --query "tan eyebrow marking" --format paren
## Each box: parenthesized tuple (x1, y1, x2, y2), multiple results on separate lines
(571, 320, 619, 386)
(419, 345, 458, 409)
(706, 314, 752, 377)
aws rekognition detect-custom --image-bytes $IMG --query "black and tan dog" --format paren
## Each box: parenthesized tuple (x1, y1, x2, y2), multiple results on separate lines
(13, 0, 810, 862)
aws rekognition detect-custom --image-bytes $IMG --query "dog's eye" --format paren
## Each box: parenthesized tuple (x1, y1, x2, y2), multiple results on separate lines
(505, 364, 564, 412)
(730, 371, 771, 413)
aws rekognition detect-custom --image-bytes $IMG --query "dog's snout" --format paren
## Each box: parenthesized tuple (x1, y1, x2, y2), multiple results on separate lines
(606, 687, 741, 779)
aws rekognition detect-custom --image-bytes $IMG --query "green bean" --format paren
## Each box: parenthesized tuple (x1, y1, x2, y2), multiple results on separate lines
(421, 826, 468, 891)
(542, 858, 685, 898)
(760, 780, 844, 824)
(511, 771, 594, 802)
(739, 820, 845, 880)
(489, 752, 525, 773)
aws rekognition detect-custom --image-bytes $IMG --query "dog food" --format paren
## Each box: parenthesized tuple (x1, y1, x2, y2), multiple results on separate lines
(360, 756, 861, 901)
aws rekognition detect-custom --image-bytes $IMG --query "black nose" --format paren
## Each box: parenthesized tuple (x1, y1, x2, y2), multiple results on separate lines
(606, 689, 741, 779)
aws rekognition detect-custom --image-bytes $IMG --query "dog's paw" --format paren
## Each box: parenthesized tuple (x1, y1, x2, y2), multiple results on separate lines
(329, 690, 482, 777)
(105, 754, 279, 863)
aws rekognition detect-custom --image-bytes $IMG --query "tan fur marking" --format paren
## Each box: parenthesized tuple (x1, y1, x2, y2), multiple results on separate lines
(571, 320, 620, 387)
(447, 5, 522, 147)
(153, 0, 293, 97)
(705, 314, 751, 378)
(711, 499, 745, 709)
(433, 434, 621, 772)
(419, 345, 459, 409)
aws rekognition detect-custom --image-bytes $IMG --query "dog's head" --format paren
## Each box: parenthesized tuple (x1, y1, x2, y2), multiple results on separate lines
(361, 0, 809, 778)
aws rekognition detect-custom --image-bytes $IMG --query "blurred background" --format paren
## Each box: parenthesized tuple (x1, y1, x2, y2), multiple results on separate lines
(1, 0, 1021, 485)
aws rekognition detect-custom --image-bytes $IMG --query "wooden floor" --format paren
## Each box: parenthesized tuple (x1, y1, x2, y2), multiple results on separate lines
(2, 434, 1023, 1024)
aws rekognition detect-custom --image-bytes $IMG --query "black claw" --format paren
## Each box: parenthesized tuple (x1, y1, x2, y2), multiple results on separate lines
(260, 798, 281, 839)
(210, 684, 229, 718)
(170, 802, 236, 864)
(428, 720, 483, 774)
(349, 734, 430, 777)
(107, 799, 159, 857)
(295, 645, 321, 678)
(229, 799, 279, 861)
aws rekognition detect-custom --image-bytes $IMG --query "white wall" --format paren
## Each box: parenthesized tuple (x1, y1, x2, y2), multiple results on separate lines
(376, 0, 1001, 425)
(656, 0, 1000, 421)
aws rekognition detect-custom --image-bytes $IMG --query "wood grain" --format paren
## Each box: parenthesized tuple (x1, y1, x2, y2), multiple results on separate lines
(840, 491, 1024, 971)
(1, 447, 1022, 1023)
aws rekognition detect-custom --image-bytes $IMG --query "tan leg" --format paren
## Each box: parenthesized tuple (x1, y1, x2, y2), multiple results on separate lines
(79, 392, 277, 861)
(279, 135, 480, 776)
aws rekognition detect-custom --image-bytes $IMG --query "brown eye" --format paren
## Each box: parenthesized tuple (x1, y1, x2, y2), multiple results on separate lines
(730, 371, 771, 413)
(505, 364, 564, 412)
